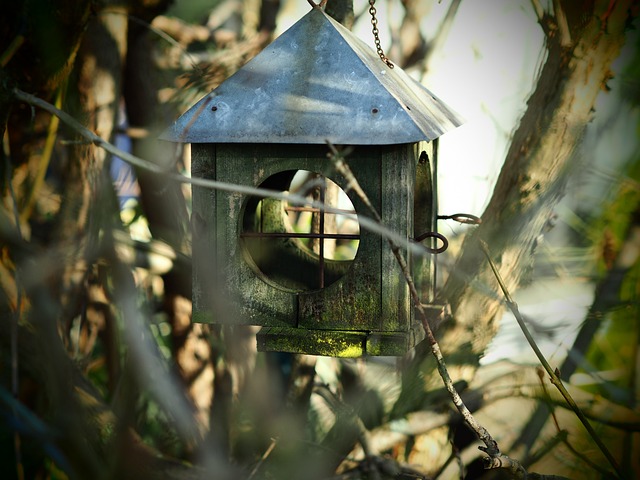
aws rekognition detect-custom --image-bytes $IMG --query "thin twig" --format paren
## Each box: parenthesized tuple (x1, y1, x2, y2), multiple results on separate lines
(326, 142, 500, 461)
(421, 0, 462, 76)
(247, 437, 278, 480)
(11, 88, 428, 260)
(21, 88, 62, 222)
(530, 0, 545, 24)
(551, 0, 572, 47)
(480, 240, 624, 479)
(0, 34, 25, 67)
(530, 0, 555, 39)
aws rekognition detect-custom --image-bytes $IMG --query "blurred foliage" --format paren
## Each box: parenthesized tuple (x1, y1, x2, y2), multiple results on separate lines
(167, 0, 225, 24)
(585, 19, 640, 403)
(585, 156, 640, 400)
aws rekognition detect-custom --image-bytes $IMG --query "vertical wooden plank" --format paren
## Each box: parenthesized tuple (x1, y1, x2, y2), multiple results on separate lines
(413, 140, 436, 303)
(430, 138, 440, 302)
(380, 144, 413, 333)
(191, 144, 217, 323)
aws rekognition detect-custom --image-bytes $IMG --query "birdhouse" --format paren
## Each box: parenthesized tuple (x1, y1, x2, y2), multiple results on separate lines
(161, 6, 461, 357)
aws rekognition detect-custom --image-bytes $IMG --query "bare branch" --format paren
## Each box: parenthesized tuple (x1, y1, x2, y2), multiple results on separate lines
(247, 437, 277, 480)
(531, 0, 554, 38)
(531, 0, 545, 23)
(327, 142, 501, 460)
(481, 240, 624, 479)
(552, 0, 572, 46)
(421, 0, 462, 73)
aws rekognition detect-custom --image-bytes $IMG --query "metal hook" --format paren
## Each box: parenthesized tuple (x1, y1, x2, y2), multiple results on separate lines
(438, 213, 482, 225)
(414, 231, 448, 254)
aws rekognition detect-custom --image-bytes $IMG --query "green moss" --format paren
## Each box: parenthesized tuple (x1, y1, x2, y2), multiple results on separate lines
(257, 327, 366, 357)
(257, 326, 423, 357)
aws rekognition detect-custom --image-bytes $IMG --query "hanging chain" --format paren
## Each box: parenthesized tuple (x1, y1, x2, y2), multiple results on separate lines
(368, 0, 394, 68)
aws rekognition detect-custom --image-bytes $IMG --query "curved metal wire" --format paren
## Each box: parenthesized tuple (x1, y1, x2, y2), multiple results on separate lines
(414, 231, 449, 254)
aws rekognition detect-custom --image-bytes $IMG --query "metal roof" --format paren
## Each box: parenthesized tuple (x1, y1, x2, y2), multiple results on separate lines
(161, 7, 462, 145)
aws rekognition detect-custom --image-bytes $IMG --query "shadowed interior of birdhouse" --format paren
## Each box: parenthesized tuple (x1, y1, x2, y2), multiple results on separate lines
(241, 170, 360, 293)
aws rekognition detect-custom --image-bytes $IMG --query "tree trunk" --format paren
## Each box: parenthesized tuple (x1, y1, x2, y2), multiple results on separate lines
(395, 0, 637, 413)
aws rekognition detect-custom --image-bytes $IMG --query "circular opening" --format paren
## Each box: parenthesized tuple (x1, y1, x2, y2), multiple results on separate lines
(241, 170, 360, 293)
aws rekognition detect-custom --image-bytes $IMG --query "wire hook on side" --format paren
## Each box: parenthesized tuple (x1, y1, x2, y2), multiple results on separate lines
(438, 213, 482, 225)
(414, 231, 448, 254)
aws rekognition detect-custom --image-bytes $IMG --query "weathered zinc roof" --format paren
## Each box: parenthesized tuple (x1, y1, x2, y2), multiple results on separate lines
(161, 6, 461, 145)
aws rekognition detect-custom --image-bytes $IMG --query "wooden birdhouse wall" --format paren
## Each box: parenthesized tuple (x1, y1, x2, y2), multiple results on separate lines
(191, 143, 218, 325)
(166, 7, 459, 357)
(190, 140, 439, 356)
